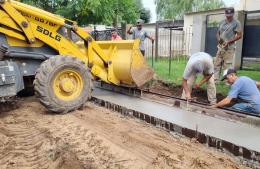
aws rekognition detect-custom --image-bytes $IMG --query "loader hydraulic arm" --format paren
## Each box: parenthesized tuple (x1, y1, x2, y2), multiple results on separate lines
(0, 0, 109, 64)
(0, 0, 35, 43)
(72, 26, 109, 63)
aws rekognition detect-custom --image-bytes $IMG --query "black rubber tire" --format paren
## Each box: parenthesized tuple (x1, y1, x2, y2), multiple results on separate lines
(33, 56, 92, 113)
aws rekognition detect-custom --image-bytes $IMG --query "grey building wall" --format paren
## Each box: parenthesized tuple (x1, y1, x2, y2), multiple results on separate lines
(185, 9, 247, 69)
(233, 11, 246, 69)
(190, 15, 207, 55)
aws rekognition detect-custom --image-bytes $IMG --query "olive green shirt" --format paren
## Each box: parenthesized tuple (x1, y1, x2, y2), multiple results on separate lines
(218, 19, 242, 49)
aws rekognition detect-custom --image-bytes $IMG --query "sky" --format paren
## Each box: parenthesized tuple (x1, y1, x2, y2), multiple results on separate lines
(142, 0, 240, 23)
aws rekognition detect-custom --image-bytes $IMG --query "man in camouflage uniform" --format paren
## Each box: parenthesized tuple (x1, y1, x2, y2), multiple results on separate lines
(215, 7, 242, 81)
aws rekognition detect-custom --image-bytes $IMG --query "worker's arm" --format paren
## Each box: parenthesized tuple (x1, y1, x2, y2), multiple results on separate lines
(215, 80, 242, 108)
(194, 74, 213, 89)
(216, 31, 221, 42)
(256, 81, 260, 89)
(215, 97, 232, 108)
(223, 31, 242, 47)
(182, 78, 191, 100)
(127, 26, 133, 34)
(223, 20, 243, 47)
(144, 31, 154, 42)
(146, 35, 154, 42)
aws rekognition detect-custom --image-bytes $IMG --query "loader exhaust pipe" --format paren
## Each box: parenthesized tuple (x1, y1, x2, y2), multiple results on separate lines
(0, 44, 8, 60)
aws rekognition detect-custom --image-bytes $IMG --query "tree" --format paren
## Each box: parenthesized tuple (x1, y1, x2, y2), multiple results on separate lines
(155, 0, 225, 20)
(20, 0, 150, 26)
(56, 0, 112, 25)
(20, 0, 60, 13)
(140, 8, 151, 23)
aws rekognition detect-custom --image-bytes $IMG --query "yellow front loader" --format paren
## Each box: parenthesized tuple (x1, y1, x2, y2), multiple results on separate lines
(0, 0, 154, 112)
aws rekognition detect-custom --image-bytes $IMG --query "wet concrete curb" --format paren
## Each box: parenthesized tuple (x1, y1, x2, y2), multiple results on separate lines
(91, 97, 260, 168)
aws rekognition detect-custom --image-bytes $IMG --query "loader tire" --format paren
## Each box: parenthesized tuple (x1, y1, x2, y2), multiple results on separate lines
(34, 56, 92, 113)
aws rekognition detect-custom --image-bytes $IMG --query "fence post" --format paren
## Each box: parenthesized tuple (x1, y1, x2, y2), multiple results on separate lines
(234, 10, 246, 70)
(121, 22, 126, 40)
(152, 41, 154, 67)
(155, 21, 159, 61)
(169, 28, 172, 76)
(94, 25, 97, 41)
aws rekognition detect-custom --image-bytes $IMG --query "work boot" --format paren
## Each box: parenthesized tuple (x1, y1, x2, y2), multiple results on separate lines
(209, 101, 217, 106)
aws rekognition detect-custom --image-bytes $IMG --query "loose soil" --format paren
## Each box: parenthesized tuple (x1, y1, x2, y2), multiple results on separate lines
(0, 97, 249, 169)
(148, 80, 226, 103)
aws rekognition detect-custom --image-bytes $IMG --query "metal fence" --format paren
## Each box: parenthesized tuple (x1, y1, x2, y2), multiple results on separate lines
(144, 27, 192, 58)
(89, 26, 192, 59)
(92, 29, 123, 41)
(143, 27, 192, 76)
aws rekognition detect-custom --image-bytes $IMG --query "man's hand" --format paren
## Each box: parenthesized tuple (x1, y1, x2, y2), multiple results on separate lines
(182, 78, 192, 101)
(127, 26, 133, 34)
(148, 36, 155, 43)
(196, 74, 212, 89)
(218, 38, 224, 45)
(256, 81, 260, 89)
(223, 41, 230, 47)
(215, 97, 232, 108)
(194, 83, 200, 89)
(186, 92, 192, 101)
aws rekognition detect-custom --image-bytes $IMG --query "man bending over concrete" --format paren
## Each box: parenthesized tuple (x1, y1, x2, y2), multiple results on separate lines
(182, 52, 217, 105)
(215, 69, 260, 114)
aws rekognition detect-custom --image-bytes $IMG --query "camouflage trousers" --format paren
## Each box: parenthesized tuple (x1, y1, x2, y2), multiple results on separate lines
(214, 48, 235, 80)
(181, 74, 217, 104)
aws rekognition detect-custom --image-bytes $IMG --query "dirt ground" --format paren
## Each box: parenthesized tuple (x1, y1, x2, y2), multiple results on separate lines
(0, 97, 249, 169)
(148, 81, 226, 103)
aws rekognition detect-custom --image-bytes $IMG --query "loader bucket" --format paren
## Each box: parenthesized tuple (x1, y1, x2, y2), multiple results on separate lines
(93, 39, 154, 87)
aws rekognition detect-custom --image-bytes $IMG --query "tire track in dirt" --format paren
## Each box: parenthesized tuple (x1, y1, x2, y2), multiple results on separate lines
(0, 119, 52, 169)
(0, 99, 132, 169)
(0, 97, 250, 169)
(37, 116, 126, 169)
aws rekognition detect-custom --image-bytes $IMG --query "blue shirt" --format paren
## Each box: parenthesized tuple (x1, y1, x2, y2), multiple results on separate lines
(228, 76, 260, 113)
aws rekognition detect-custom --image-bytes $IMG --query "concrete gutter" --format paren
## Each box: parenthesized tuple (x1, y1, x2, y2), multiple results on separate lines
(92, 88, 260, 167)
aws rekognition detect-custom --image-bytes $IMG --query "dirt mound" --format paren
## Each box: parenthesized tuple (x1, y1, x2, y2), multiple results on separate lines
(49, 151, 86, 169)
(0, 97, 249, 169)
(148, 80, 226, 102)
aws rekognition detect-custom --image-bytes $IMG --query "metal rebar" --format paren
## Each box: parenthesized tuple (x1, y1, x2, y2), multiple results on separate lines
(169, 29, 172, 76)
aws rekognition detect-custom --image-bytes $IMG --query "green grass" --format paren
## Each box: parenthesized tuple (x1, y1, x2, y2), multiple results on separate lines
(147, 58, 260, 96)
(242, 62, 260, 70)
(148, 58, 187, 84)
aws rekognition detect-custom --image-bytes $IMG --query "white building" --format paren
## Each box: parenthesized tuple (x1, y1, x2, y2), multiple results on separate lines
(184, 0, 260, 68)
(235, 0, 260, 11)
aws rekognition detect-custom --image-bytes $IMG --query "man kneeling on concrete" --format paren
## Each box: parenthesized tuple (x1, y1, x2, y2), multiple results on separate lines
(182, 52, 217, 105)
(215, 69, 260, 114)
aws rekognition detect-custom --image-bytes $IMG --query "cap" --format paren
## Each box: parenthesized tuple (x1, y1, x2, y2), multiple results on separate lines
(225, 7, 234, 16)
(221, 68, 236, 81)
(136, 19, 144, 25)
